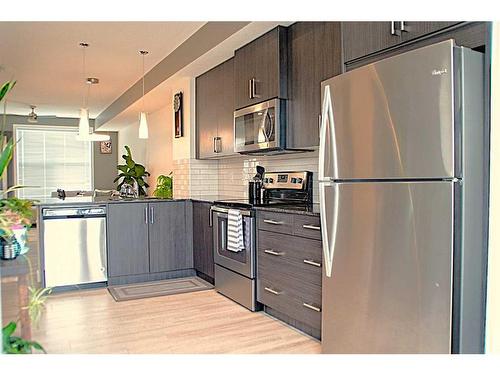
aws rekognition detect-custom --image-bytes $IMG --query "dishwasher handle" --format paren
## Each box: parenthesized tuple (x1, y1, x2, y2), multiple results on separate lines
(42, 206, 106, 219)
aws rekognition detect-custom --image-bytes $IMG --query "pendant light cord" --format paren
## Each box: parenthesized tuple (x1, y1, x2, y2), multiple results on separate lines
(142, 52, 146, 111)
(140, 50, 148, 112)
(81, 43, 89, 108)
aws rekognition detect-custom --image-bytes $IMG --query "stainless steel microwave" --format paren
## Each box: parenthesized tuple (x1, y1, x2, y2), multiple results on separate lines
(234, 98, 286, 154)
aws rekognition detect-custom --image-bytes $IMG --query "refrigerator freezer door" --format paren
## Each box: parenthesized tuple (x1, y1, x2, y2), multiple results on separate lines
(321, 40, 457, 180)
(321, 181, 455, 353)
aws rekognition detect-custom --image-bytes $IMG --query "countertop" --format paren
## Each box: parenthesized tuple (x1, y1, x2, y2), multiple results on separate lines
(35, 196, 320, 216)
(254, 203, 320, 217)
(35, 195, 240, 208)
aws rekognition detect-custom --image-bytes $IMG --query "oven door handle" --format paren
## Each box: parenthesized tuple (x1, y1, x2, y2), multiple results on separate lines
(210, 205, 253, 217)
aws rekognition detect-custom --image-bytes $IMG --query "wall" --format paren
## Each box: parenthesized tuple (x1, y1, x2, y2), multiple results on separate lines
(93, 131, 119, 190)
(218, 151, 319, 202)
(147, 105, 174, 190)
(117, 121, 148, 166)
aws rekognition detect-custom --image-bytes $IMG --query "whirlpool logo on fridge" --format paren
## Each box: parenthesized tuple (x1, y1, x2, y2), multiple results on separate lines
(432, 68, 448, 76)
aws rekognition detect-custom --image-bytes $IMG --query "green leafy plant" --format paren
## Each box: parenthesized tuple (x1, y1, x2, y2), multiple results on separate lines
(114, 145, 150, 196)
(1, 81, 16, 178)
(1, 81, 48, 354)
(0, 81, 35, 242)
(2, 322, 46, 354)
(153, 173, 173, 199)
(24, 287, 52, 326)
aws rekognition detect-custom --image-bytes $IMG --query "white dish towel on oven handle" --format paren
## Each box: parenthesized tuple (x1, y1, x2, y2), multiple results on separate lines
(227, 209, 244, 252)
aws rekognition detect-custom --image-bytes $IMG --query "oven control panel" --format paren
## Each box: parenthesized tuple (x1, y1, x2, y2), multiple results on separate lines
(262, 171, 310, 190)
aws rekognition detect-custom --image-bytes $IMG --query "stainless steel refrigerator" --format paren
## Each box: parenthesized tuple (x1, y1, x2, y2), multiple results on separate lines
(319, 40, 487, 354)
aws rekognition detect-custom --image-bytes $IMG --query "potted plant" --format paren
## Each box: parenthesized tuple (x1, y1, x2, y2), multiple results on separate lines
(114, 145, 150, 196)
(153, 172, 173, 199)
(0, 81, 35, 259)
(1, 80, 49, 354)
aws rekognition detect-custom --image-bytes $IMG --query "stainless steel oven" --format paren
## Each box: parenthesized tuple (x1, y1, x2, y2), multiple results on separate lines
(211, 205, 258, 311)
(234, 98, 286, 154)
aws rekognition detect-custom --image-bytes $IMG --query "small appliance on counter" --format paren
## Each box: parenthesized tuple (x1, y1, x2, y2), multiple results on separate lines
(248, 165, 265, 204)
(211, 170, 313, 312)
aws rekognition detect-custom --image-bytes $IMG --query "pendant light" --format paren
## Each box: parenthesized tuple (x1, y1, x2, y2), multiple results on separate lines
(138, 50, 149, 139)
(76, 42, 109, 142)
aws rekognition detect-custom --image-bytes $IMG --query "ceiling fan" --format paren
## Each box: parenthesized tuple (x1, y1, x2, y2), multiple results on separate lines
(27, 105, 38, 123)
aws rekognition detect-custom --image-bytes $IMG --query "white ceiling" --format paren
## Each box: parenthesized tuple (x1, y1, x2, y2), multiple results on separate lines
(99, 21, 292, 131)
(0, 22, 205, 118)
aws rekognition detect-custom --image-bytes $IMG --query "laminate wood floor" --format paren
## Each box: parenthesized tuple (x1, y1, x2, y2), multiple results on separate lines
(30, 288, 321, 354)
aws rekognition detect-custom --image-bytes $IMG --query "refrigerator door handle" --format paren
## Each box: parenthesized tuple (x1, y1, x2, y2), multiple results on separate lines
(319, 181, 339, 278)
(319, 84, 337, 183)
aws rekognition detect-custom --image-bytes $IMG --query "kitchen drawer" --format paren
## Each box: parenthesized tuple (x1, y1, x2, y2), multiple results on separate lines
(258, 230, 322, 269)
(258, 211, 294, 235)
(293, 215, 322, 240)
(258, 255, 321, 300)
(258, 276, 321, 330)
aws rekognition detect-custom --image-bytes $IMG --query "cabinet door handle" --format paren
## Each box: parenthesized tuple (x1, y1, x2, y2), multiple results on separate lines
(264, 249, 284, 256)
(303, 302, 321, 312)
(400, 21, 408, 32)
(302, 224, 321, 231)
(390, 21, 398, 36)
(264, 287, 281, 295)
(252, 78, 260, 98)
(150, 206, 154, 224)
(144, 206, 148, 224)
(249, 78, 253, 99)
(303, 259, 322, 268)
(214, 137, 222, 153)
(263, 219, 284, 225)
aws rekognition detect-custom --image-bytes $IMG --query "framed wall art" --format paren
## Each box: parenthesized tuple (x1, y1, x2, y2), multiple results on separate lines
(100, 139, 112, 154)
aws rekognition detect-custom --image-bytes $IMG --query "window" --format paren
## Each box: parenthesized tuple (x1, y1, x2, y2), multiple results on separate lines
(14, 125, 93, 199)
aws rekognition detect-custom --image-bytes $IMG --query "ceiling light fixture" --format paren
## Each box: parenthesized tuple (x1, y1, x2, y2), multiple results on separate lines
(76, 42, 109, 142)
(27, 105, 38, 123)
(138, 50, 149, 139)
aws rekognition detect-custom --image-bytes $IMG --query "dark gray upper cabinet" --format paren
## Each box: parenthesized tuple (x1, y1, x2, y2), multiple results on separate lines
(342, 21, 461, 63)
(196, 57, 235, 159)
(234, 26, 288, 110)
(149, 201, 192, 273)
(192, 201, 214, 280)
(107, 202, 149, 277)
(400, 22, 461, 42)
(287, 22, 342, 149)
(342, 22, 402, 62)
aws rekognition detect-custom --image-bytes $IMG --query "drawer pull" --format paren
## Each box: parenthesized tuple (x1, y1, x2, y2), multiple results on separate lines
(264, 287, 281, 295)
(303, 302, 321, 312)
(302, 224, 321, 231)
(303, 259, 322, 268)
(264, 249, 284, 256)
(263, 219, 284, 225)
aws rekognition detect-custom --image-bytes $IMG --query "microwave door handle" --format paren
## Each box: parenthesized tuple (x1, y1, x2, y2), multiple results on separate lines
(265, 111, 274, 141)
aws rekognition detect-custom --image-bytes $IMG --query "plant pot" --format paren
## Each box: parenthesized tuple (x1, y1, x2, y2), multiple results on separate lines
(0, 237, 21, 260)
(11, 226, 29, 255)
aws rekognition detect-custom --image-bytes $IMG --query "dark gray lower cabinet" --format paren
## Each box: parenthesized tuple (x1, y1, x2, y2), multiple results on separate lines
(192, 201, 214, 282)
(107, 201, 193, 281)
(107, 202, 149, 277)
(256, 211, 323, 339)
(149, 201, 192, 273)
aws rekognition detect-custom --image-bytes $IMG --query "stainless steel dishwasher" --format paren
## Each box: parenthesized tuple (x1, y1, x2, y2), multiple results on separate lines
(42, 206, 107, 288)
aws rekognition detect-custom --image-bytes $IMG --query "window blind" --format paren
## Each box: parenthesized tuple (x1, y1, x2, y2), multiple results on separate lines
(14, 126, 93, 199)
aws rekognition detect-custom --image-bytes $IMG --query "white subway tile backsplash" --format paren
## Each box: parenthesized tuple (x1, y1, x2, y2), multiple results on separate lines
(172, 151, 319, 202)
